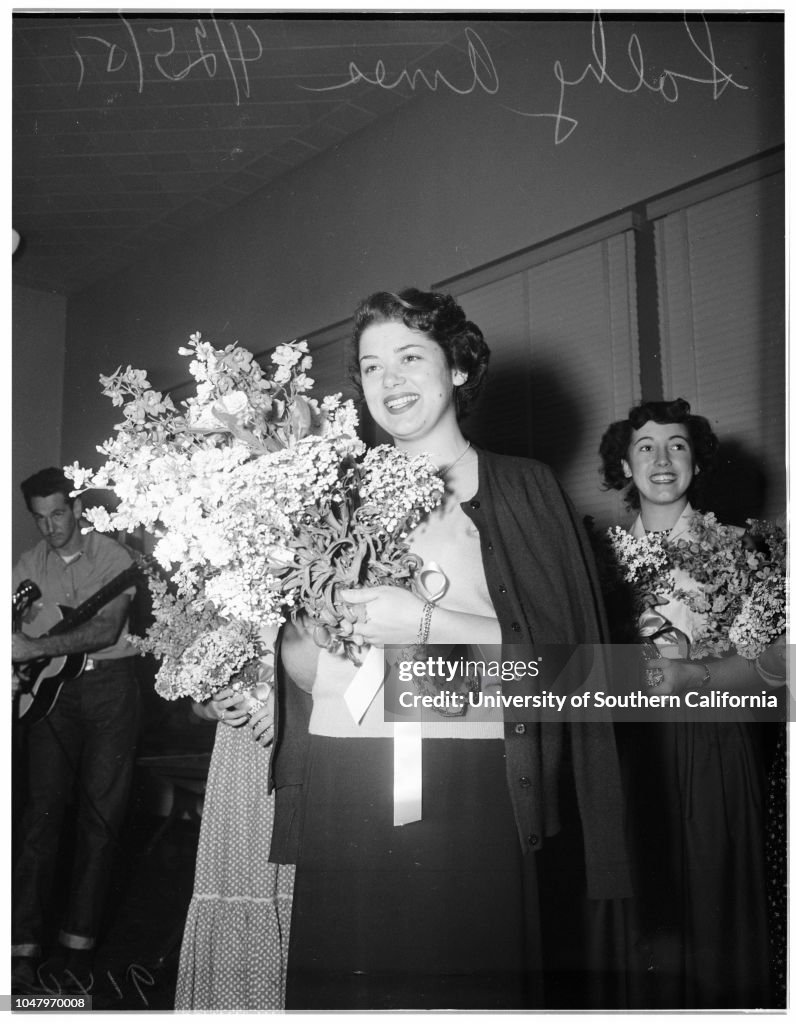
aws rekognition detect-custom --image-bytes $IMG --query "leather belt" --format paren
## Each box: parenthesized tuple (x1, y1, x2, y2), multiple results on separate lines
(83, 656, 134, 672)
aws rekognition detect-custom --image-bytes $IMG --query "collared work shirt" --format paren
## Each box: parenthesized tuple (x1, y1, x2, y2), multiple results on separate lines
(13, 530, 137, 660)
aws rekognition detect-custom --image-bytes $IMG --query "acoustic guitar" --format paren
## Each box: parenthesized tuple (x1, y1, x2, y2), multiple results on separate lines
(13, 560, 147, 724)
(12, 580, 42, 703)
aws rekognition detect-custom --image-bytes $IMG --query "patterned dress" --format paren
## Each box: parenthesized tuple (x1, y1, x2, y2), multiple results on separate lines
(174, 723, 294, 1010)
(619, 507, 771, 1009)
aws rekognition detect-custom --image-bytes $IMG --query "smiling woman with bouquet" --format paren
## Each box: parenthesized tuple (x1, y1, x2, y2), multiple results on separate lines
(72, 294, 630, 1010)
(599, 398, 785, 1009)
(273, 289, 631, 1010)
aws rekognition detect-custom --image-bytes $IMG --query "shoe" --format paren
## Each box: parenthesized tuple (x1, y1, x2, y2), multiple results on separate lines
(11, 956, 40, 994)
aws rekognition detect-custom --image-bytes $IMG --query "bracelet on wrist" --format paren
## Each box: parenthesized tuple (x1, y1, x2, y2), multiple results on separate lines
(417, 601, 435, 646)
(695, 661, 712, 689)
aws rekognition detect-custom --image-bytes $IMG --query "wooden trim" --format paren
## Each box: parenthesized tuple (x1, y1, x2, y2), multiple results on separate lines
(432, 148, 783, 297)
(645, 147, 784, 220)
(433, 211, 640, 294)
(302, 316, 353, 351)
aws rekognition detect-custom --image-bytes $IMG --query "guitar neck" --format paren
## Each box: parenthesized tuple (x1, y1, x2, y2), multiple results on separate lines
(46, 565, 141, 637)
(13, 582, 41, 634)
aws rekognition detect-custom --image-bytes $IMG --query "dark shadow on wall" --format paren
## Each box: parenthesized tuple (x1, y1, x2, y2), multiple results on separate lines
(465, 361, 532, 459)
(697, 438, 768, 526)
(359, 356, 590, 479)
(467, 357, 589, 479)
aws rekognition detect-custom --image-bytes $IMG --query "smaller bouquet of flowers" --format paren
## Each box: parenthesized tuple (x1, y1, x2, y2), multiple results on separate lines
(604, 512, 786, 660)
(665, 512, 787, 660)
(140, 574, 274, 708)
(67, 332, 444, 705)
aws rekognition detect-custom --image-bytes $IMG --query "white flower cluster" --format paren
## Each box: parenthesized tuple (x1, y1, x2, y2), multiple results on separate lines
(66, 336, 364, 698)
(135, 574, 267, 702)
(67, 332, 444, 698)
(173, 622, 261, 700)
(605, 527, 673, 590)
(728, 577, 787, 660)
(665, 513, 787, 659)
(357, 445, 446, 536)
(270, 338, 314, 388)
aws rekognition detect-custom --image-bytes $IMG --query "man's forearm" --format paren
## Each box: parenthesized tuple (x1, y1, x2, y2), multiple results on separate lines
(14, 617, 125, 660)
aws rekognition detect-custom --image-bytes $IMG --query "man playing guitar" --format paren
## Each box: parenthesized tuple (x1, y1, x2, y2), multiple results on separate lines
(11, 467, 140, 994)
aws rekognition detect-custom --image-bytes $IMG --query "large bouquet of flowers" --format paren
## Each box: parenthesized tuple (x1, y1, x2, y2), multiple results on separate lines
(605, 511, 786, 660)
(67, 333, 444, 704)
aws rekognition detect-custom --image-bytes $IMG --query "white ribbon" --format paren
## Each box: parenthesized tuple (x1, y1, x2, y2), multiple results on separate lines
(411, 560, 449, 604)
(341, 559, 451, 829)
(393, 722, 423, 826)
(394, 561, 451, 826)
(343, 644, 385, 724)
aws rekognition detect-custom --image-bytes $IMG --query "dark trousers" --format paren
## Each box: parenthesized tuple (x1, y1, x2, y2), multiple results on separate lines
(12, 658, 140, 957)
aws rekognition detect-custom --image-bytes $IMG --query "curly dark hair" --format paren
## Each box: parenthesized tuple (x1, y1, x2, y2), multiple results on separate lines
(599, 398, 719, 510)
(350, 287, 490, 418)
(20, 467, 77, 513)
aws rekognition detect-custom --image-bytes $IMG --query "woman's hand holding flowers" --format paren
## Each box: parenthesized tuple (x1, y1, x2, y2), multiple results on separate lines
(338, 586, 502, 647)
(339, 586, 425, 647)
(249, 688, 275, 747)
(210, 686, 251, 727)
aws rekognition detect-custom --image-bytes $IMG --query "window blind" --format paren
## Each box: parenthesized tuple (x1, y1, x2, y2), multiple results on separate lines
(654, 170, 786, 520)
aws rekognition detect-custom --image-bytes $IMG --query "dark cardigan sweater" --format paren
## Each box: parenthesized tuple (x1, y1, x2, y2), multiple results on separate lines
(270, 448, 631, 901)
(465, 449, 630, 900)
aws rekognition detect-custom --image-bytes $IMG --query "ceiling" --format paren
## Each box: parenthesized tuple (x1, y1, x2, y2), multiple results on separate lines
(13, 13, 516, 297)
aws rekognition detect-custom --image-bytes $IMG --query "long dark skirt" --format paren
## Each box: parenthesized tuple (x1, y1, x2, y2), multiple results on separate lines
(764, 723, 787, 1008)
(285, 736, 542, 1010)
(620, 720, 771, 1009)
